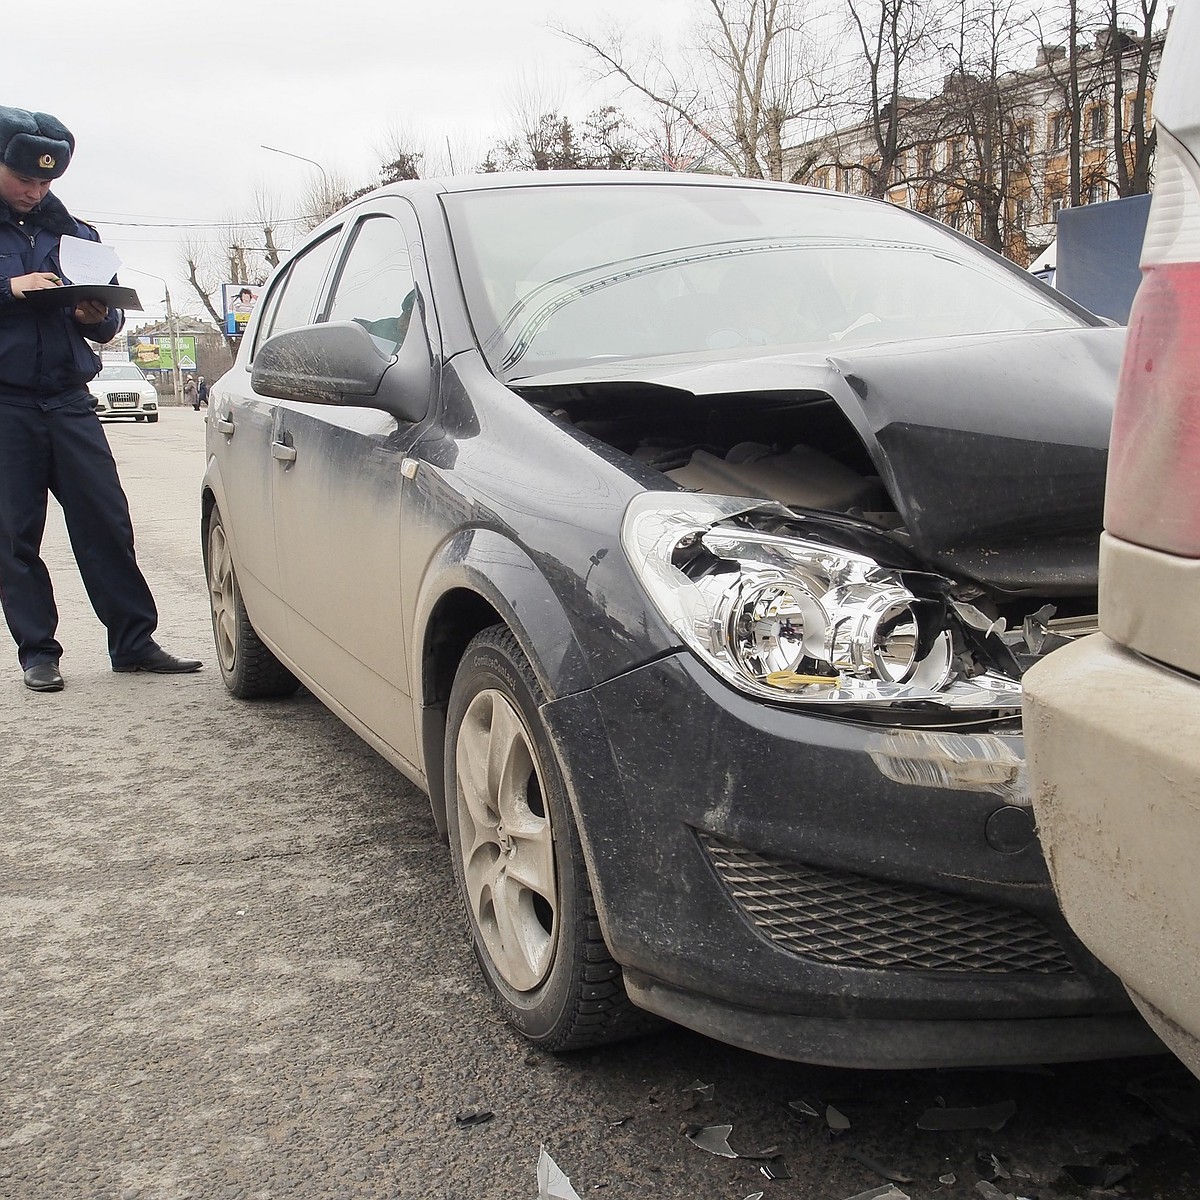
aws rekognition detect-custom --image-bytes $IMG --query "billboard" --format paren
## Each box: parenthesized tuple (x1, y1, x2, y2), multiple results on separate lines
(131, 335, 197, 371)
(222, 282, 261, 337)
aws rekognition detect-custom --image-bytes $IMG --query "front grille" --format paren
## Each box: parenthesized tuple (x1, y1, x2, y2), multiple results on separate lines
(699, 832, 1074, 974)
(107, 392, 140, 407)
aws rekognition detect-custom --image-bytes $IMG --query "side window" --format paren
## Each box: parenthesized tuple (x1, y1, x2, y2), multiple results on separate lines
(248, 270, 289, 360)
(326, 216, 417, 354)
(259, 229, 342, 345)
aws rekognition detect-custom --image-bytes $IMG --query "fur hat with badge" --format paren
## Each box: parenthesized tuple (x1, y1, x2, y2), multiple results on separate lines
(0, 106, 74, 180)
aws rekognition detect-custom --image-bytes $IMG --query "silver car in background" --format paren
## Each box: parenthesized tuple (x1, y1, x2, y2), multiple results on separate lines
(88, 363, 159, 423)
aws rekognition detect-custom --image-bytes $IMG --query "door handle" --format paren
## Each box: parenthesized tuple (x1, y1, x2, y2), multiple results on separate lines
(271, 441, 297, 463)
(214, 415, 234, 435)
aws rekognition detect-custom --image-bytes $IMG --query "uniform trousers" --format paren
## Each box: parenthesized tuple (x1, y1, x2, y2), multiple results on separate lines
(0, 399, 158, 669)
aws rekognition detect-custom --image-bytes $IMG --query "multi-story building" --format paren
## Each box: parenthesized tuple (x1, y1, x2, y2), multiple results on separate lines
(784, 26, 1164, 266)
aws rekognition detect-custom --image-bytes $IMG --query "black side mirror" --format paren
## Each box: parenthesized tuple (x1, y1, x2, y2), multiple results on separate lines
(251, 321, 394, 407)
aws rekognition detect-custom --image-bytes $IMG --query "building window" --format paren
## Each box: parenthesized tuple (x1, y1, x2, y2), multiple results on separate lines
(1088, 105, 1106, 144)
(1125, 89, 1153, 135)
(1016, 123, 1033, 156)
(947, 202, 973, 235)
(1051, 113, 1069, 151)
(916, 144, 933, 177)
(1087, 180, 1107, 204)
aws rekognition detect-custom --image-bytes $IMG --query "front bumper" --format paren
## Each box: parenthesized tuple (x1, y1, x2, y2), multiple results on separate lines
(93, 392, 158, 418)
(1026, 633, 1200, 1077)
(543, 651, 1161, 1068)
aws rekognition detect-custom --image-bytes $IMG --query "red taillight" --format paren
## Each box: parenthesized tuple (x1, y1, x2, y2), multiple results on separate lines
(1105, 260, 1200, 556)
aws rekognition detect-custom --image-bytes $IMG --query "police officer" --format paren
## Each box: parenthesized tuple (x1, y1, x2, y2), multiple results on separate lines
(0, 106, 200, 692)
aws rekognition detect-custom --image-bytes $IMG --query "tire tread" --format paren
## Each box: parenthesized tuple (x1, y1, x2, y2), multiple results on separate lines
(448, 625, 660, 1055)
(209, 510, 299, 700)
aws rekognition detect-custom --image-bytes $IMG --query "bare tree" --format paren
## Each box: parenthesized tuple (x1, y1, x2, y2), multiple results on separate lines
(180, 190, 284, 353)
(934, 0, 1033, 253)
(1107, 0, 1159, 195)
(639, 107, 723, 172)
(479, 72, 657, 172)
(1026, 0, 1104, 207)
(484, 112, 581, 171)
(481, 105, 655, 172)
(1025, 0, 1162, 209)
(296, 171, 353, 231)
(838, 0, 947, 197)
(558, 0, 829, 180)
(373, 122, 487, 180)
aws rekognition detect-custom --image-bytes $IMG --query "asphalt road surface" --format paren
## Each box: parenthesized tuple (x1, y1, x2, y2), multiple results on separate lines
(2, 407, 1198, 1200)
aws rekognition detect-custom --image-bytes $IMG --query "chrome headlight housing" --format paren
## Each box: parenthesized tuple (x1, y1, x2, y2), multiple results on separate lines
(621, 493, 1021, 710)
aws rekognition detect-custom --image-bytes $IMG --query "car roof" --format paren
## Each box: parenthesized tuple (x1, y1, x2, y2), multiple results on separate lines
(360, 169, 834, 202)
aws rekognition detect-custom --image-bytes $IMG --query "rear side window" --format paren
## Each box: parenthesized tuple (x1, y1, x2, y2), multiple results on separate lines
(326, 216, 417, 355)
(255, 230, 342, 351)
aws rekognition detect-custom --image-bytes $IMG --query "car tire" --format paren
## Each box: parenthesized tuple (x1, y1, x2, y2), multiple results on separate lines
(147, 414, 159, 423)
(445, 625, 654, 1051)
(207, 507, 299, 699)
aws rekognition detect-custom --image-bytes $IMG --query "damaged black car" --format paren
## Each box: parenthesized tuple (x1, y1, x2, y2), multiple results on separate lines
(203, 173, 1161, 1068)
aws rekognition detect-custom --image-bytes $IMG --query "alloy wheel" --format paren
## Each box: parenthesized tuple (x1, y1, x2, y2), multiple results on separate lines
(454, 687, 558, 992)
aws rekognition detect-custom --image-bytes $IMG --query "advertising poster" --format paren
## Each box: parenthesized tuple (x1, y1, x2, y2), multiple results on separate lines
(131, 335, 197, 371)
(222, 283, 260, 337)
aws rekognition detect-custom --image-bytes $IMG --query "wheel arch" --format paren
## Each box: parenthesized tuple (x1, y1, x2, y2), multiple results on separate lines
(199, 450, 230, 578)
(415, 527, 595, 839)
(200, 485, 218, 575)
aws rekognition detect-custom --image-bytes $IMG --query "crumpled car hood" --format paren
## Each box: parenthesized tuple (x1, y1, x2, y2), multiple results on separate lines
(516, 326, 1124, 593)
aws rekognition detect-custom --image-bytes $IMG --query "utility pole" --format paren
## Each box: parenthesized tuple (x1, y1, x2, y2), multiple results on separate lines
(163, 284, 183, 408)
(126, 268, 182, 407)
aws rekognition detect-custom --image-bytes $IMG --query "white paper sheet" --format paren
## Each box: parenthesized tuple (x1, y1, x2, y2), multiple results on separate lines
(59, 235, 121, 286)
(537, 1147, 581, 1200)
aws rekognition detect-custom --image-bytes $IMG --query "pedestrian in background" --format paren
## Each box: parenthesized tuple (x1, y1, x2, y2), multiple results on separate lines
(197, 375, 209, 407)
(184, 375, 198, 409)
(0, 105, 202, 692)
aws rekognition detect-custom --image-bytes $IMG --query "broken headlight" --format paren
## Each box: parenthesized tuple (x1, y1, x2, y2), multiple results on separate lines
(621, 493, 1021, 710)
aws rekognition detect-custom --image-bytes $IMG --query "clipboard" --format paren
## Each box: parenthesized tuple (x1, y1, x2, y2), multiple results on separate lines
(21, 283, 143, 312)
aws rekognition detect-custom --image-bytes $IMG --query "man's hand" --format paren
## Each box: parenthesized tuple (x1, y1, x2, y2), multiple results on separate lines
(9, 273, 109, 323)
(73, 299, 109, 325)
(10, 271, 63, 298)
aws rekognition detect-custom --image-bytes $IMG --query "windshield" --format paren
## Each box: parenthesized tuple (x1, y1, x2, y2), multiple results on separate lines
(442, 183, 1089, 380)
(98, 365, 145, 381)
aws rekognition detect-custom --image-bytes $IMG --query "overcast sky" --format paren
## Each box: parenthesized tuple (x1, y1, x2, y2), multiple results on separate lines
(8, 0, 696, 323)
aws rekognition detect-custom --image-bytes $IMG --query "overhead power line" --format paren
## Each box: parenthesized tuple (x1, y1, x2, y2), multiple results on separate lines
(80, 212, 317, 230)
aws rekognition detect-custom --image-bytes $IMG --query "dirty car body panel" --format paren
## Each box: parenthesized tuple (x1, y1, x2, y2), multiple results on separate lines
(203, 172, 1160, 1068)
(1026, 0, 1200, 1081)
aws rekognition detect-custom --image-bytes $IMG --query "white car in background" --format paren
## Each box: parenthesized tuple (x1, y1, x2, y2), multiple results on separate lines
(88, 363, 159, 423)
(1026, 0, 1200, 1079)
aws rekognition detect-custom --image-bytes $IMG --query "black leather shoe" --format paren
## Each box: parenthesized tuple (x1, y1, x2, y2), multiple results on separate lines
(113, 648, 202, 674)
(24, 661, 64, 691)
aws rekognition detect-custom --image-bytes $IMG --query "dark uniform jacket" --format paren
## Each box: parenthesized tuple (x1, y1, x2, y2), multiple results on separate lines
(0, 191, 123, 408)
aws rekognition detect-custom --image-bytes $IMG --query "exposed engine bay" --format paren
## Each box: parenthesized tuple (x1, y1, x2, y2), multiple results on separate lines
(518, 378, 1101, 702)
(524, 384, 891, 513)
